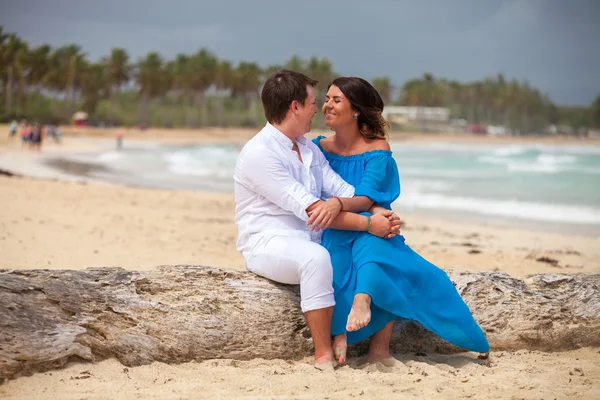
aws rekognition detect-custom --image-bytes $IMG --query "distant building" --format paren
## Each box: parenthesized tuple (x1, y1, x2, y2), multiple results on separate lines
(382, 106, 450, 124)
(72, 111, 89, 127)
(589, 129, 600, 139)
(486, 125, 508, 135)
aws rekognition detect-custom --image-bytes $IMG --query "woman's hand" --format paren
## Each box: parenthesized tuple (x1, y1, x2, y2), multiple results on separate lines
(373, 209, 401, 238)
(307, 198, 343, 231)
(369, 213, 402, 238)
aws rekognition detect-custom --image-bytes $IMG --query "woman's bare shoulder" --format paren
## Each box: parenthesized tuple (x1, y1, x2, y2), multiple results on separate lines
(318, 135, 335, 152)
(367, 139, 391, 151)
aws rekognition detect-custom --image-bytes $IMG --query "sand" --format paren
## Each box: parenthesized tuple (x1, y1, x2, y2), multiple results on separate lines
(1, 126, 599, 399)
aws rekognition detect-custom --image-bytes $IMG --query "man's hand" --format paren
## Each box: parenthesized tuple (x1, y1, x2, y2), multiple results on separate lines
(307, 198, 343, 231)
(369, 213, 402, 238)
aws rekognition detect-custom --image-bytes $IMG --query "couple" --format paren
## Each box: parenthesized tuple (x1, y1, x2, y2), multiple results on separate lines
(234, 69, 490, 369)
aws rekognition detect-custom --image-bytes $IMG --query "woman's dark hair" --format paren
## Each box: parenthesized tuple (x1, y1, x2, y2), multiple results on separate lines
(329, 77, 389, 139)
(261, 69, 318, 124)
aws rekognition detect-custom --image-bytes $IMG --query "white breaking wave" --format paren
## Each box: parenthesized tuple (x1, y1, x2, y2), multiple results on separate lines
(97, 152, 124, 163)
(164, 149, 236, 179)
(477, 153, 593, 174)
(410, 179, 454, 191)
(400, 167, 504, 179)
(397, 192, 600, 225)
(492, 146, 527, 156)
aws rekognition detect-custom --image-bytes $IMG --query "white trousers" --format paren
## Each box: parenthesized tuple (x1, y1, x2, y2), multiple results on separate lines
(246, 234, 335, 313)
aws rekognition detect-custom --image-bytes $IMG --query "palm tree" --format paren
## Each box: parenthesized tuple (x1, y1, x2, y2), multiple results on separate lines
(372, 76, 393, 104)
(25, 44, 51, 116)
(306, 57, 335, 89)
(80, 62, 108, 115)
(185, 48, 218, 127)
(166, 53, 191, 127)
(214, 60, 233, 127)
(590, 95, 600, 128)
(104, 47, 130, 124)
(400, 78, 425, 105)
(1, 34, 28, 118)
(263, 63, 282, 78)
(231, 61, 262, 127)
(44, 44, 87, 120)
(135, 52, 168, 124)
(283, 55, 305, 74)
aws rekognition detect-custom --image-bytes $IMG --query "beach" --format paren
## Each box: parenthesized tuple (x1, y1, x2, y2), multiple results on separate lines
(1, 126, 599, 399)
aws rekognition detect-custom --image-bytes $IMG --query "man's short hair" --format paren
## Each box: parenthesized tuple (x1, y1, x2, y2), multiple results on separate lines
(261, 69, 318, 125)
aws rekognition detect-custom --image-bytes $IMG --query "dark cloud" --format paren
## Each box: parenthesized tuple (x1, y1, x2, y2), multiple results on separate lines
(1, 0, 598, 105)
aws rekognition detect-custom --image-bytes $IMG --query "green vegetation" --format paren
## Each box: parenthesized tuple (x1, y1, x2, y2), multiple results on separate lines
(1, 26, 597, 133)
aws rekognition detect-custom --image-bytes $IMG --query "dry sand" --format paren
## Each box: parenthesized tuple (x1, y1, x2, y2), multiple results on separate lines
(1, 127, 599, 399)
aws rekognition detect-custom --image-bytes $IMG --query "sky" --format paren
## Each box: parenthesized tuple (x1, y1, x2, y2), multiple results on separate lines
(1, 0, 599, 106)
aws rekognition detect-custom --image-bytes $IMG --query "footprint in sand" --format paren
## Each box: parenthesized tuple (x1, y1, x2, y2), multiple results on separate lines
(360, 357, 408, 373)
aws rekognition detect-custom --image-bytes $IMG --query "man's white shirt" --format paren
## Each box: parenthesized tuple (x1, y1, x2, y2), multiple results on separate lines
(234, 123, 355, 260)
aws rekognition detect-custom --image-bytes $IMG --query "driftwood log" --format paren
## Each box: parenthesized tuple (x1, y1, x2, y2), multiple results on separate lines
(1, 266, 599, 381)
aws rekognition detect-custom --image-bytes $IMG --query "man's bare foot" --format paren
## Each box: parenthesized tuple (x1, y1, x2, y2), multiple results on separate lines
(314, 354, 336, 371)
(368, 355, 402, 368)
(332, 334, 347, 364)
(346, 294, 371, 331)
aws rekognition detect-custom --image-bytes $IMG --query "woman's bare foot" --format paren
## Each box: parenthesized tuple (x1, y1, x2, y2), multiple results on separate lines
(332, 334, 347, 364)
(346, 294, 371, 331)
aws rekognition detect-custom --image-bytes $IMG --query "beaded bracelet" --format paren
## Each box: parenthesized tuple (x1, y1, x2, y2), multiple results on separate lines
(365, 215, 372, 232)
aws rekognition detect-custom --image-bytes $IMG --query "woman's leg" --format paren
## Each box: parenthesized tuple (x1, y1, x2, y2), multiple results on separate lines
(335, 291, 373, 363)
(332, 333, 347, 364)
(347, 261, 383, 331)
(346, 293, 372, 331)
(367, 321, 399, 365)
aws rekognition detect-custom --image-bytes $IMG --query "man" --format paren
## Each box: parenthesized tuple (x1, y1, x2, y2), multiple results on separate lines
(234, 70, 399, 369)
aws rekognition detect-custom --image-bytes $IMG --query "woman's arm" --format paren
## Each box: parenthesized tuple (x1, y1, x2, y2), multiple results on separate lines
(305, 200, 400, 237)
(335, 195, 374, 213)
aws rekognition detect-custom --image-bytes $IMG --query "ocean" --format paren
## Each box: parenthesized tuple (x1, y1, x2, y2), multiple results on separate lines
(54, 140, 600, 236)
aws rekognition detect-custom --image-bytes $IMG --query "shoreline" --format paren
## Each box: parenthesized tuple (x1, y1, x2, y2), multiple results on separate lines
(4, 123, 600, 147)
(2, 133, 599, 238)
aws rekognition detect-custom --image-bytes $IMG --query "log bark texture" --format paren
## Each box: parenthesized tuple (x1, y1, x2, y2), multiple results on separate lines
(1, 266, 599, 381)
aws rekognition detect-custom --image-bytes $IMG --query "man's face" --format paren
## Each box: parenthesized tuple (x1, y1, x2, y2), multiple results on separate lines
(296, 85, 318, 134)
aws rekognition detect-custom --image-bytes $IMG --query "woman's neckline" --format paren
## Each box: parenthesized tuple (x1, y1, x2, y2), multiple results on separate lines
(314, 135, 392, 160)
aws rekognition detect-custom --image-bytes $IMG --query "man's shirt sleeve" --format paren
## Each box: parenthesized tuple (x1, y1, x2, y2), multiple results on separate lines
(237, 149, 320, 221)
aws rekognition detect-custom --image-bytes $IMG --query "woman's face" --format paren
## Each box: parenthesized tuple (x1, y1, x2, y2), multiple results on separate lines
(323, 85, 356, 129)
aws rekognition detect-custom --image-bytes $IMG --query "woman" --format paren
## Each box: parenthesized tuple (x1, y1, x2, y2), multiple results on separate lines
(313, 77, 490, 364)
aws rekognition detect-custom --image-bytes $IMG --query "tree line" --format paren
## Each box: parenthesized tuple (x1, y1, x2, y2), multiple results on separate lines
(1, 26, 599, 133)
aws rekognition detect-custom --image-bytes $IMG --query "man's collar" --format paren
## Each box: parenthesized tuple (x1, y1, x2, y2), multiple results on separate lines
(264, 122, 306, 148)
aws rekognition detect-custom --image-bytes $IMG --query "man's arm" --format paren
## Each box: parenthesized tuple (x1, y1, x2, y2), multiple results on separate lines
(307, 148, 375, 226)
(305, 200, 400, 238)
(237, 149, 319, 221)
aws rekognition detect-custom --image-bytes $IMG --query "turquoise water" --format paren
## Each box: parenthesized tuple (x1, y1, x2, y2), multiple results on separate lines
(390, 143, 600, 227)
(64, 141, 600, 235)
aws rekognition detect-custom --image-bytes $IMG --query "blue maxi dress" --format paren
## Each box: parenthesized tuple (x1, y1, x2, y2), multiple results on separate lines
(313, 136, 490, 353)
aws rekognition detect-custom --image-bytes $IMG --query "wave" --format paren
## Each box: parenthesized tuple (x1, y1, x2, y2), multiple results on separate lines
(409, 179, 454, 191)
(97, 152, 125, 163)
(391, 141, 596, 154)
(476, 153, 600, 174)
(399, 167, 505, 179)
(492, 146, 528, 156)
(396, 192, 600, 225)
(164, 149, 235, 179)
